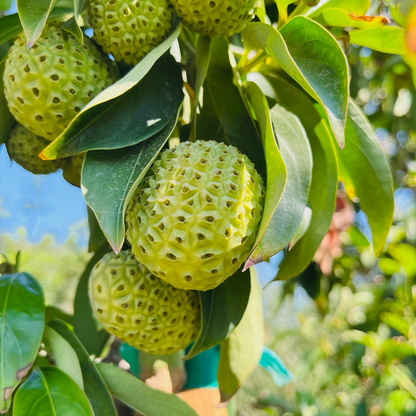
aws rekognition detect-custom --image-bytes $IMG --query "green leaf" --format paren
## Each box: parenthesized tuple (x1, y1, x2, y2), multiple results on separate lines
(218, 268, 263, 402)
(330, 99, 394, 256)
(43, 52, 183, 159)
(242, 17, 349, 148)
(45, 305, 73, 325)
(0, 59, 15, 146)
(349, 27, 407, 55)
(73, 245, 110, 356)
(196, 37, 266, 179)
(243, 81, 287, 267)
(62, 0, 87, 43)
(43, 326, 84, 390)
(185, 267, 251, 360)
(49, 319, 117, 416)
(98, 363, 198, 416)
(13, 367, 93, 416)
(0, 8, 73, 46)
(289, 207, 312, 249)
(389, 243, 416, 279)
(16, 0, 60, 48)
(304, 0, 370, 17)
(322, 9, 388, 29)
(381, 312, 409, 336)
(0, 273, 45, 413)
(247, 102, 312, 266)
(87, 206, 108, 253)
(83, 115, 177, 252)
(0, 0, 13, 11)
(265, 75, 338, 280)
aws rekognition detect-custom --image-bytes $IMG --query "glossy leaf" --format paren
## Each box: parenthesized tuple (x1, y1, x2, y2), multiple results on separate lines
(13, 367, 93, 416)
(49, 319, 117, 416)
(0, 273, 45, 413)
(242, 17, 349, 148)
(304, 0, 370, 17)
(322, 10, 388, 29)
(185, 267, 251, 360)
(289, 206, 312, 250)
(98, 363, 198, 416)
(196, 37, 266, 179)
(0, 0, 13, 11)
(329, 100, 394, 256)
(73, 245, 110, 356)
(42, 52, 183, 159)
(17, 0, 60, 48)
(218, 268, 263, 402)
(83, 115, 177, 252)
(243, 81, 287, 266)
(247, 102, 312, 266)
(349, 27, 407, 55)
(43, 326, 84, 390)
(62, 0, 87, 43)
(0, 8, 73, 46)
(0, 59, 15, 145)
(266, 74, 338, 281)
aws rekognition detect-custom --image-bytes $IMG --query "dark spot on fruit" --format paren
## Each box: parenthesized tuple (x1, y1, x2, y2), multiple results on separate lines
(97, 308, 102, 313)
(23, 65, 30, 73)
(176, 237, 183, 244)
(155, 184, 160, 190)
(17, 97, 24, 104)
(97, 285, 102, 292)
(178, 332, 184, 338)
(50, 74, 59, 81)
(116, 315, 124, 323)
(164, 199, 170, 206)
(225, 229, 230, 237)
(195, 173, 201, 180)
(201, 253, 213, 259)
(140, 246, 146, 254)
(53, 97, 60, 104)
(136, 319, 141, 324)
(159, 223, 165, 231)
(148, 305, 153, 311)
(35, 115, 44, 122)
(56, 45, 63, 50)
(140, 284, 145, 290)
(70, 89, 76, 94)
(232, 258, 238, 264)
(122, 303, 128, 308)
(211, 269, 218, 274)
(150, 210, 156, 216)
(130, 269, 136, 275)
(163, 311, 168, 317)
(148, 234, 154, 242)
(166, 253, 177, 260)
(197, 233, 205, 241)
(188, 200, 194, 206)
(205, 216, 214, 222)
(138, 301, 143, 307)
(117, 284, 125, 292)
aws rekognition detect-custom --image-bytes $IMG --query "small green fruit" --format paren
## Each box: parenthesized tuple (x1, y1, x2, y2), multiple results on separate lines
(170, 0, 256, 37)
(89, 0, 173, 65)
(89, 250, 201, 354)
(126, 140, 264, 291)
(62, 153, 86, 187)
(6, 124, 59, 175)
(3, 23, 119, 141)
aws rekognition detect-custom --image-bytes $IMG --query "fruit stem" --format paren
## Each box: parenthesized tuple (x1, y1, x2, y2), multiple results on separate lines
(240, 51, 268, 75)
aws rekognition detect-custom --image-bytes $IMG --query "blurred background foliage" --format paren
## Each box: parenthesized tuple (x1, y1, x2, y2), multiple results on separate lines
(2, 0, 416, 415)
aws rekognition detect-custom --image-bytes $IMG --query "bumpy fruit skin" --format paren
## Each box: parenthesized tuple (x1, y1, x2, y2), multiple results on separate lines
(3, 23, 119, 141)
(6, 124, 59, 175)
(89, 0, 172, 65)
(170, 0, 256, 37)
(89, 250, 201, 354)
(62, 153, 86, 187)
(126, 140, 264, 291)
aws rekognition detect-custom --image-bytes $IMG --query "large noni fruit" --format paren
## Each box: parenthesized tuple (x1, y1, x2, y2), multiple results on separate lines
(3, 23, 119, 141)
(6, 124, 60, 175)
(170, 0, 256, 37)
(89, 250, 201, 354)
(88, 0, 172, 65)
(126, 140, 264, 291)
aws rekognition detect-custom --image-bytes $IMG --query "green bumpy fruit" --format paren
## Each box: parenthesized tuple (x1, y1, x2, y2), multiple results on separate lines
(126, 140, 264, 291)
(6, 124, 59, 175)
(3, 23, 119, 141)
(62, 153, 86, 187)
(89, 0, 172, 65)
(170, 0, 256, 37)
(89, 250, 201, 354)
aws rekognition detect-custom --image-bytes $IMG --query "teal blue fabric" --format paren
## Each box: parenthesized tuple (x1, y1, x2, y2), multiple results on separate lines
(120, 343, 293, 389)
(259, 346, 293, 386)
(183, 345, 220, 389)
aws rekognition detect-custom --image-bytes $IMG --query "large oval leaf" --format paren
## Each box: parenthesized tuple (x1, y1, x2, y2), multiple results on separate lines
(17, 0, 58, 48)
(83, 114, 178, 252)
(62, 0, 87, 43)
(73, 245, 110, 356)
(13, 367, 93, 416)
(0, 273, 45, 413)
(185, 267, 251, 360)
(97, 363, 198, 416)
(0, 8, 73, 46)
(266, 75, 338, 280)
(242, 17, 348, 148)
(42, 52, 183, 159)
(246, 102, 312, 267)
(49, 319, 117, 416)
(243, 81, 287, 265)
(43, 326, 84, 390)
(329, 99, 394, 256)
(196, 37, 266, 179)
(217, 268, 263, 403)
